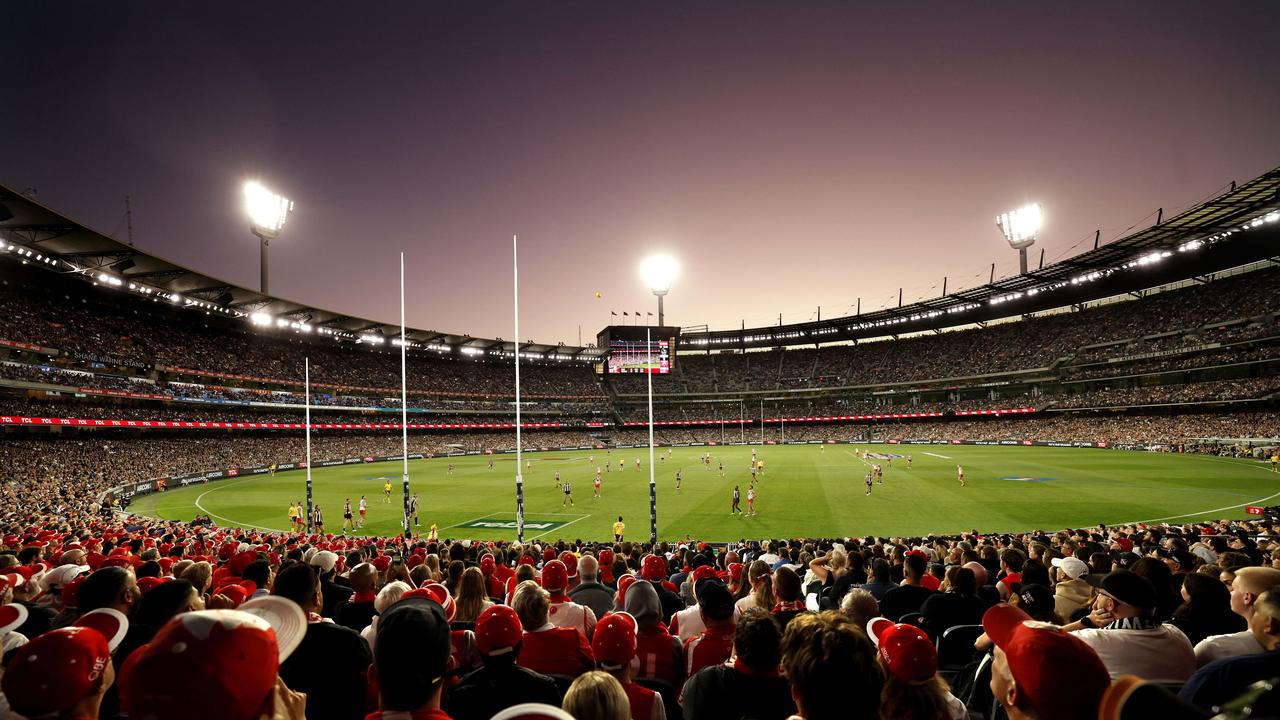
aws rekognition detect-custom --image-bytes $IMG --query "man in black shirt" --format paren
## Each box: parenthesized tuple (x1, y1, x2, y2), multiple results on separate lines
(274, 562, 371, 720)
(445, 604, 560, 719)
(682, 608, 796, 720)
(878, 551, 935, 622)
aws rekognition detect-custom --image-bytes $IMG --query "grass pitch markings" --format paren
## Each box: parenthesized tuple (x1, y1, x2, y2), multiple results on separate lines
(923, 452, 953, 459)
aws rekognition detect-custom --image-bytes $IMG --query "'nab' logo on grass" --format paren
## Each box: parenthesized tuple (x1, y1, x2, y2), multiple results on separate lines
(458, 518, 568, 531)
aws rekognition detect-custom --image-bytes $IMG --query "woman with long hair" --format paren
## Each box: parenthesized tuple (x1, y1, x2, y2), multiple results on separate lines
(453, 566, 493, 624)
(1171, 571, 1246, 645)
(734, 560, 776, 618)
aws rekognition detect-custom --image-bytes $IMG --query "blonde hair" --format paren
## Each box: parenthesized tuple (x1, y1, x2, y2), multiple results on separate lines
(375, 581, 411, 614)
(512, 580, 550, 629)
(180, 561, 212, 595)
(563, 670, 629, 720)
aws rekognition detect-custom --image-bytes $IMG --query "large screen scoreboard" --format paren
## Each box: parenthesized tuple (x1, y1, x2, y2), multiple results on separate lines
(596, 325, 680, 375)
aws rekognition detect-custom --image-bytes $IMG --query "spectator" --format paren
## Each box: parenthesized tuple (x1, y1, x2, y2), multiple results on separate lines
(2, 609, 129, 720)
(839, 587, 881, 630)
(781, 611, 883, 720)
(681, 608, 796, 720)
(984, 602, 1111, 720)
(734, 560, 776, 618)
(453, 566, 493, 625)
(1065, 570, 1196, 681)
(366, 596, 453, 720)
(1050, 555, 1094, 620)
(309, 551, 353, 619)
(542, 559, 597, 638)
(625, 579, 683, 689)
(866, 617, 966, 719)
(879, 551, 935, 622)
(446, 604, 560, 720)
(1178, 587, 1280, 714)
(569, 555, 615, 621)
(274, 562, 372, 719)
(592, 612, 665, 720)
(919, 566, 983, 637)
(513, 580, 594, 677)
(563, 671, 631, 720)
(683, 579, 737, 678)
(862, 559, 899, 602)
(1194, 566, 1280, 666)
(335, 562, 378, 632)
(1170, 572, 1247, 646)
(770, 566, 808, 628)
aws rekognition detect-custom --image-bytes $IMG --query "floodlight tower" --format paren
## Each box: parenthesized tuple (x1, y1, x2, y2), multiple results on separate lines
(244, 181, 294, 294)
(640, 255, 679, 326)
(996, 203, 1042, 276)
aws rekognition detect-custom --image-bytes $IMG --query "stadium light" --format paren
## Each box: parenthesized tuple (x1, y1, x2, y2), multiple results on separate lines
(996, 203, 1042, 275)
(244, 181, 293, 295)
(640, 255, 679, 326)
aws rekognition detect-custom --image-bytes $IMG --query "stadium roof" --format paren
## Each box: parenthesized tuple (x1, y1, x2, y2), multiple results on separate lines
(0, 185, 604, 362)
(682, 164, 1280, 350)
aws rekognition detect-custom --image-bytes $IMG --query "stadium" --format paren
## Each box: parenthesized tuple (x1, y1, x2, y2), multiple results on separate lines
(5, 5, 1280, 720)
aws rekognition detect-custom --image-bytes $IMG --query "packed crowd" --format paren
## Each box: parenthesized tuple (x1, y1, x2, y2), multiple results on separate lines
(1065, 341, 1280, 380)
(1053, 378, 1280, 409)
(6, 484, 1280, 720)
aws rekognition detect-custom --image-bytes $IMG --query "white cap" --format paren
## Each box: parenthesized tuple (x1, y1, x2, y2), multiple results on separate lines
(1051, 556, 1089, 580)
(309, 550, 339, 573)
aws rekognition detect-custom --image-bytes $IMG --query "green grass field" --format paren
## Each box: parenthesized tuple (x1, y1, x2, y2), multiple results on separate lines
(127, 445, 1280, 542)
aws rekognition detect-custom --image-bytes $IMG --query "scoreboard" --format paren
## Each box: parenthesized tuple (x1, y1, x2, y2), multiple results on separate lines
(596, 325, 680, 375)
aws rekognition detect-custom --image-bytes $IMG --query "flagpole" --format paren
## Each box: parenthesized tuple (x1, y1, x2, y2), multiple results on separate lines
(647, 327, 657, 544)
(514, 235, 525, 543)
(401, 253, 411, 538)
(305, 357, 313, 533)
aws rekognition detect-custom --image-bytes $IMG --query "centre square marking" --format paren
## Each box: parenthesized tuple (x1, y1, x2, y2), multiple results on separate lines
(457, 518, 569, 531)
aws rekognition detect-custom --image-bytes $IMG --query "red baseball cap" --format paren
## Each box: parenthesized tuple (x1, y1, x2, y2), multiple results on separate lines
(491, 704, 576, 720)
(641, 554, 667, 581)
(137, 576, 171, 595)
(592, 612, 638, 670)
(419, 582, 456, 621)
(541, 560, 568, 591)
(479, 554, 496, 575)
(691, 565, 719, 583)
(866, 617, 937, 682)
(983, 603, 1110, 720)
(559, 552, 578, 577)
(0, 603, 29, 635)
(2, 609, 127, 717)
(616, 574, 637, 604)
(119, 605, 302, 720)
(476, 604, 524, 656)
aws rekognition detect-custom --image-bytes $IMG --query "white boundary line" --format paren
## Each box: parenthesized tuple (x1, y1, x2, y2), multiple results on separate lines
(527, 514, 592, 541)
(194, 478, 288, 532)
(923, 451, 952, 459)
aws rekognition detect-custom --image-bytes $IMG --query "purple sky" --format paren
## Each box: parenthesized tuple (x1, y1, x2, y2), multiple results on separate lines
(4, 2, 1278, 345)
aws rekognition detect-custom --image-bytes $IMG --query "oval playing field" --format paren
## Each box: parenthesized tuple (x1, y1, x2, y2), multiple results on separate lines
(126, 444, 1279, 541)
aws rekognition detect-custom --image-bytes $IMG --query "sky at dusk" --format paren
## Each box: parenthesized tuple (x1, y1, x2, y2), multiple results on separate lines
(5, 2, 1279, 345)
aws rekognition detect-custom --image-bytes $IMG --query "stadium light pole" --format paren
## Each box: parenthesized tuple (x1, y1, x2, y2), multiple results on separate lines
(996, 203, 1042, 276)
(640, 255, 678, 326)
(646, 327, 658, 544)
(244, 181, 294, 294)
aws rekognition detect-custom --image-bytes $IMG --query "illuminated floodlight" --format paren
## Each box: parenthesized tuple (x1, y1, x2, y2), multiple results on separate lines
(995, 202, 1042, 275)
(250, 311, 272, 326)
(640, 254, 679, 326)
(244, 180, 293, 294)
(996, 203, 1042, 249)
(640, 255, 679, 295)
(244, 182, 293, 238)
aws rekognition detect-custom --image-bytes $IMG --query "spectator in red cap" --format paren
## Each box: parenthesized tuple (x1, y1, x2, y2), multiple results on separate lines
(866, 617, 966, 719)
(1064, 570, 1195, 681)
(592, 612, 664, 720)
(624, 580, 684, 689)
(367, 596, 454, 720)
(984, 602, 1110, 720)
(512, 580, 594, 677)
(681, 608, 795, 720)
(273, 561, 372, 720)
(781, 611, 883, 720)
(542, 559, 597, 638)
(2, 609, 128, 720)
(118, 601, 308, 720)
(683, 579, 737, 678)
(569, 555, 615, 621)
(641, 555, 683, 624)
(446, 604, 560, 720)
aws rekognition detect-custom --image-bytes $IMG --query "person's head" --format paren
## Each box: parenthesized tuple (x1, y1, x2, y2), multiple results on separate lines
(78, 566, 140, 615)
(592, 613, 638, 680)
(272, 562, 321, 613)
(1230, 567, 1280, 619)
(2, 610, 126, 719)
(349, 563, 377, 594)
(1178, 571, 1230, 610)
(623, 578, 661, 629)
(734, 609, 782, 673)
(944, 566, 977, 597)
(373, 598, 452, 713)
(984, 603, 1110, 720)
(870, 558, 891, 581)
(840, 587, 880, 629)
(562, 670, 630, 720)
(902, 552, 927, 583)
(963, 561, 989, 587)
(1092, 570, 1157, 620)
(135, 578, 203, 628)
(1248, 587, 1280, 652)
(781, 611, 882, 720)
(180, 561, 212, 594)
(1001, 548, 1026, 574)
(773, 566, 802, 603)
(475, 604, 524, 663)
(578, 555, 599, 582)
(512, 580, 550, 630)
(375, 581, 412, 615)
(242, 559, 272, 592)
